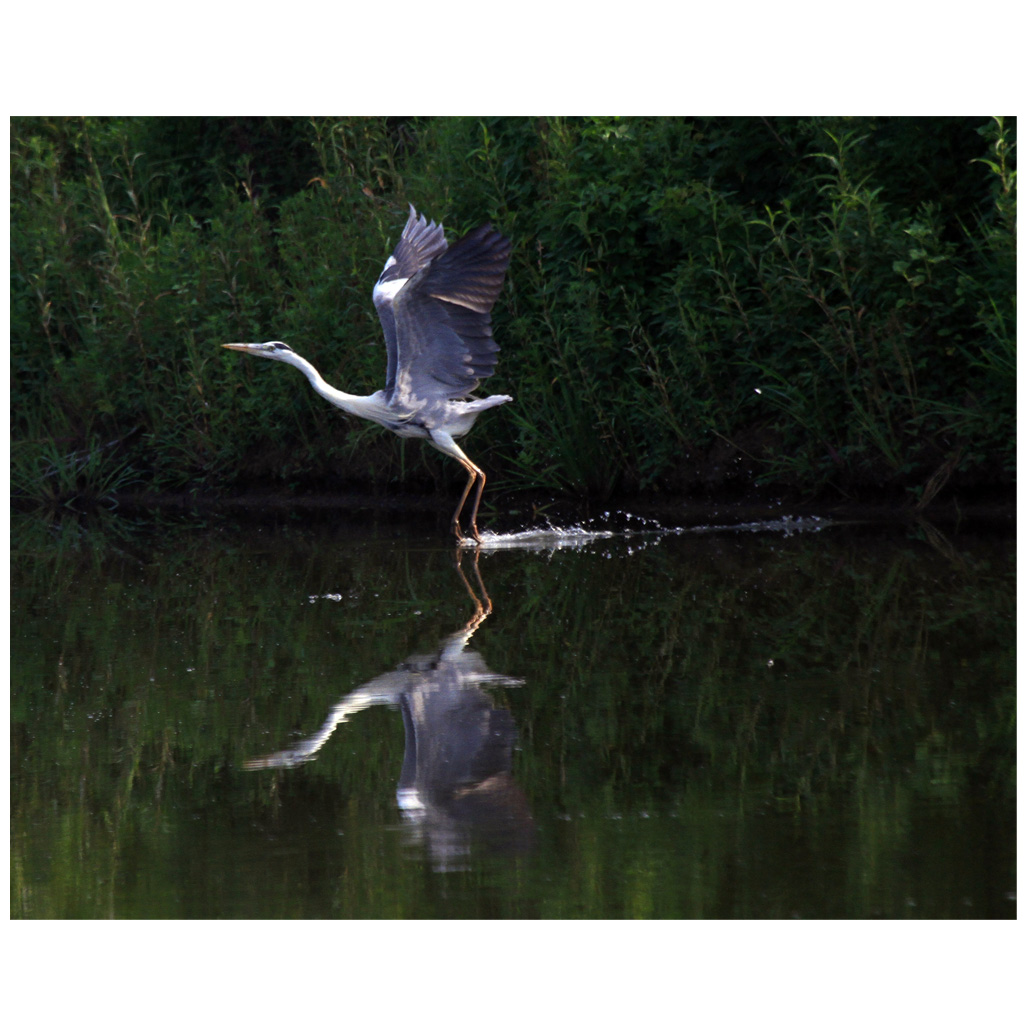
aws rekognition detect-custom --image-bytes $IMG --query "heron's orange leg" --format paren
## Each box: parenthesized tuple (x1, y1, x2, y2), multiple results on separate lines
(466, 466, 488, 543)
(428, 431, 488, 545)
(451, 458, 484, 543)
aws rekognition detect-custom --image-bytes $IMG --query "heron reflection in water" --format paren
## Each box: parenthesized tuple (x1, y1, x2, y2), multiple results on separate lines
(244, 551, 532, 868)
(223, 205, 512, 544)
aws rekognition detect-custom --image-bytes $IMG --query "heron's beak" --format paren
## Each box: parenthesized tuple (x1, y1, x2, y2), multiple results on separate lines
(222, 343, 253, 352)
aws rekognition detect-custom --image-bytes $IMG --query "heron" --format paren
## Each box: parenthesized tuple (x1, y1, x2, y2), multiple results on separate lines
(223, 204, 513, 543)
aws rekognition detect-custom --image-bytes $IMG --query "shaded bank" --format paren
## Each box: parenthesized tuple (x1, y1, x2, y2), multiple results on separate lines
(21, 484, 1015, 537)
(12, 116, 1015, 513)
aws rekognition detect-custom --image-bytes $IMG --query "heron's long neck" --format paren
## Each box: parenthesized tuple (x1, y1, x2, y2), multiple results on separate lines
(286, 352, 381, 421)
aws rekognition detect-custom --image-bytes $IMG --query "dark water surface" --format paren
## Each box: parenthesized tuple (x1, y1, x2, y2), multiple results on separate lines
(10, 509, 1016, 919)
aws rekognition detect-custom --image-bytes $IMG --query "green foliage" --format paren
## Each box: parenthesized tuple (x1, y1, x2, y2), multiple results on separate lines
(10, 116, 1016, 506)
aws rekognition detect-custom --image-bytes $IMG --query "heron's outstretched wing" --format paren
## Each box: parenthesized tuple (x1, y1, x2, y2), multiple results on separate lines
(373, 206, 448, 393)
(390, 222, 512, 405)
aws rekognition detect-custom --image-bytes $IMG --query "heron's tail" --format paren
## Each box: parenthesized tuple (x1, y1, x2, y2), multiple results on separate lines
(465, 394, 513, 412)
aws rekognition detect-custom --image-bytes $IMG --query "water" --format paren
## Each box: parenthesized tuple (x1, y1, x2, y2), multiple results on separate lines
(10, 508, 1015, 919)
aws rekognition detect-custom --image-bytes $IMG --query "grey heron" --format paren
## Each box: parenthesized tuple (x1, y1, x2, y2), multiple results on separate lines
(224, 205, 513, 543)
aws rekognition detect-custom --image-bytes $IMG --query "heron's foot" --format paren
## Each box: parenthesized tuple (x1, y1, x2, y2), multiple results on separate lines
(452, 522, 483, 546)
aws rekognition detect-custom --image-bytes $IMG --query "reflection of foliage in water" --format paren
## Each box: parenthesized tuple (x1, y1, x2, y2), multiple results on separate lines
(10, 512, 1015, 918)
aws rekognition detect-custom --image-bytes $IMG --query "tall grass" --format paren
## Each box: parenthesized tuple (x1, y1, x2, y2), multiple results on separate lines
(11, 116, 1015, 509)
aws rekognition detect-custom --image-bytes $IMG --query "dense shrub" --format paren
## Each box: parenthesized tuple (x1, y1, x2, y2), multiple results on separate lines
(10, 116, 1015, 508)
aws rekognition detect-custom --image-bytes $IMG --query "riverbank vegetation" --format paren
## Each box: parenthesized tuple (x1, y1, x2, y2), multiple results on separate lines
(10, 116, 1016, 511)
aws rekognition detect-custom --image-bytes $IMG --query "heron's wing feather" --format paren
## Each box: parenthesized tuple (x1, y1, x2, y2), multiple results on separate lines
(373, 206, 448, 391)
(391, 224, 512, 404)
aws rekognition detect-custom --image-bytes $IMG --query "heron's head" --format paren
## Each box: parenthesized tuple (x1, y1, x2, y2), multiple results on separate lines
(222, 341, 297, 362)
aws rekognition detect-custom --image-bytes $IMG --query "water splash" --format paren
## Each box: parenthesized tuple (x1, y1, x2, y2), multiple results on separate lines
(682, 515, 830, 536)
(464, 525, 615, 551)
(464, 513, 830, 552)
